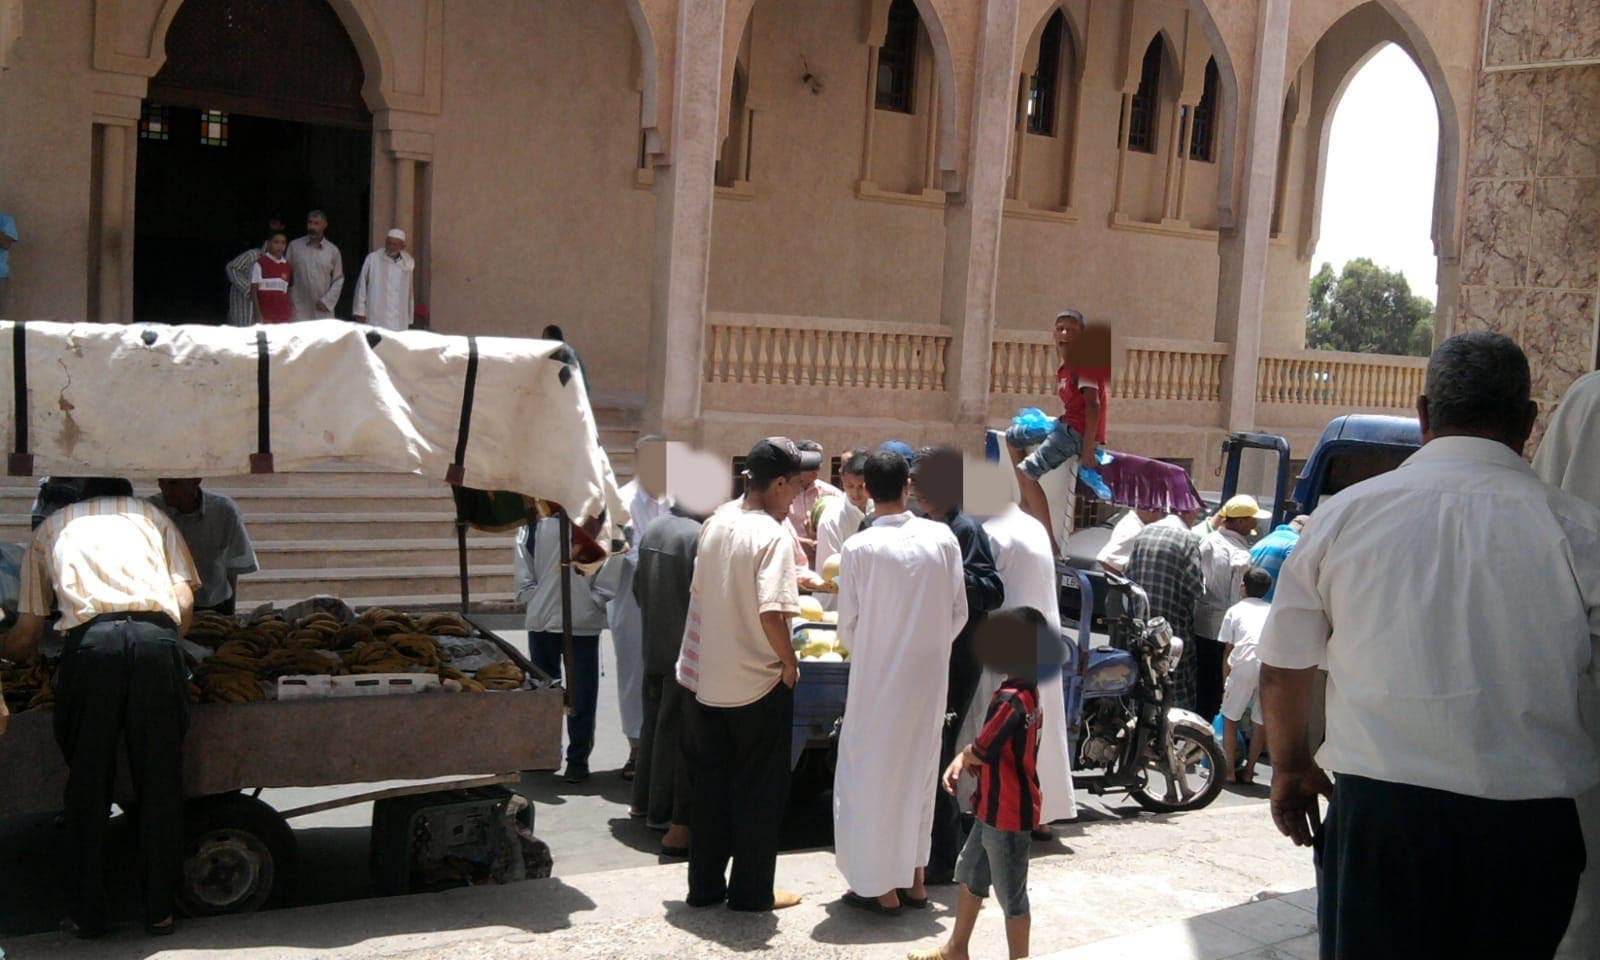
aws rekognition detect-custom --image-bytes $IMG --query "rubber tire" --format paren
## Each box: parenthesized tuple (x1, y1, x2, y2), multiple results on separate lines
(177, 793, 297, 917)
(1131, 722, 1228, 813)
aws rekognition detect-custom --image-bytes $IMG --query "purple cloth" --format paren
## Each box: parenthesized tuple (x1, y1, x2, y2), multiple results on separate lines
(1095, 452, 1204, 512)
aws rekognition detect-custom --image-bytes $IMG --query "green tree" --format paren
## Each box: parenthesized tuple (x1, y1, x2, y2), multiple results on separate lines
(1306, 258, 1435, 357)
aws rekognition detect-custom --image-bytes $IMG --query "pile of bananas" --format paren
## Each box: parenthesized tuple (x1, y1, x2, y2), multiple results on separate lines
(475, 661, 526, 691)
(339, 635, 447, 675)
(439, 666, 487, 693)
(1, 656, 56, 712)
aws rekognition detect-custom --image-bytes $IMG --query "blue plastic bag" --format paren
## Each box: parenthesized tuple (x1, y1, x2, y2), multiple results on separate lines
(1010, 407, 1056, 444)
(1077, 465, 1114, 501)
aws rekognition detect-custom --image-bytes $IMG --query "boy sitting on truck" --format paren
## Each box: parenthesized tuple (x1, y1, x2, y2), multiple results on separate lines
(914, 606, 1053, 960)
(1219, 566, 1273, 783)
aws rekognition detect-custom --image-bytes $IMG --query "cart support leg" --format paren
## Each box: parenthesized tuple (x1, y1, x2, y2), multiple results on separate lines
(558, 509, 575, 715)
(456, 519, 472, 615)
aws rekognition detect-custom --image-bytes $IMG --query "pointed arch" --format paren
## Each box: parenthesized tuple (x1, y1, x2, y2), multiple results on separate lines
(148, 0, 395, 111)
(1179, 0, 1242, 227)
(1295, 1, 1461, 265)
(622, 0, 664, 158)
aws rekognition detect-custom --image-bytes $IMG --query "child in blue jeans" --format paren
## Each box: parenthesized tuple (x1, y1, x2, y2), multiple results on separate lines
(912, 607, 1053, 960)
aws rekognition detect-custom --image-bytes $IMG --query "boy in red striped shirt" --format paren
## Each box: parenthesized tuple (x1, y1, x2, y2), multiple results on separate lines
(913, 607, 1050, 960)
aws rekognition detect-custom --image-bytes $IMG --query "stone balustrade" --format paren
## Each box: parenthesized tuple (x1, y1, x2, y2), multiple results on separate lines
(706, 313, 950, 391)
(1256, 352, 1427, 409)
(989, 333, 1228, 403)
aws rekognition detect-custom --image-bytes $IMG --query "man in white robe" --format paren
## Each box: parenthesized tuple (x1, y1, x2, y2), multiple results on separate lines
(812, 451, 872, 612)
(834, 450, 967, 913)
(962, 450, 1077, 830)
(352, 228, 416, 331)
(1533, 369, 1600, 959)
(600, 438, 675, 778)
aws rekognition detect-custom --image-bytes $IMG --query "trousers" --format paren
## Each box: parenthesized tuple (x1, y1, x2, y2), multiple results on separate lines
(633, 671, 696, 827)
(1317, 774, 1585, 960)
(527, 632, 600, 767)
(930, 632, 984, 876)
(1193, 634, 1225, 721)
(54, 616, 190, 929)
(689, 682, 793, 910)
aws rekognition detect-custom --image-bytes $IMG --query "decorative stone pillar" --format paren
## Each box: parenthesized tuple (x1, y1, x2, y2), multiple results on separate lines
(944, 0, 1021, 426)
(644, 0, 726, 439)
(88, 73, 145, 324)
(1215, 0, 1293, 434)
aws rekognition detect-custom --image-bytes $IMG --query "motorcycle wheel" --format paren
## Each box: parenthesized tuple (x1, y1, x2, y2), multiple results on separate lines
(1131, 723, 1227, 813)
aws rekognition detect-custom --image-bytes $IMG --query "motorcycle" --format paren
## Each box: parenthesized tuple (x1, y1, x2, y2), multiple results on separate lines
(1060, 568, 1226, 813)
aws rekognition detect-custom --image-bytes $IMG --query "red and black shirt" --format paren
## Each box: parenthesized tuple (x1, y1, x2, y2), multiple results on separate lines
(969, 679, 1043, 832)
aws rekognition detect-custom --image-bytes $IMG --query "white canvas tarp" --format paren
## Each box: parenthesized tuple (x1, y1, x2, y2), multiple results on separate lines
(0, 320, 626, 537)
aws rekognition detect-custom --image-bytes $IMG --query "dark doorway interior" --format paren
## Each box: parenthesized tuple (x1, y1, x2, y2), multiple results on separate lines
(132, 0, 371, 325)
(134, 109, 370, 324)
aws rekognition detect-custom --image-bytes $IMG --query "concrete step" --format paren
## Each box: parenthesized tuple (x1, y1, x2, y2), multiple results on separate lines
(200, 513, 495, 541)
(234, 564, 517, 605)
(253, 537, 515, 570)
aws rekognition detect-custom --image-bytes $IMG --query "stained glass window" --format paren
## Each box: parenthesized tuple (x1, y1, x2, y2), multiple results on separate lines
(200, 109, 229, 147)
(139, 103, 169, 141)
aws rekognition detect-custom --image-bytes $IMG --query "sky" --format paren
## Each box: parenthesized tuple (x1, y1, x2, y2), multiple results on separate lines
(1309, 43, 1440, 304)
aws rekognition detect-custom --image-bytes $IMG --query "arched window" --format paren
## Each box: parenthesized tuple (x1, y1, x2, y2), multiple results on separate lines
(876, 0, 920, 113)
(1026, 10, 1065, 137)
(1127, 36, 1163, 154)
(1188, 58, 1220, 162)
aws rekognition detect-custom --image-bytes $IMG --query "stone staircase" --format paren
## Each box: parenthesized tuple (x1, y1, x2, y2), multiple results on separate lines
(0, 406, 641, 612)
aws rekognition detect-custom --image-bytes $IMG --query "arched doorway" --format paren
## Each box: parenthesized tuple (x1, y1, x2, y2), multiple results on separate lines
(133, 0, 372, 324)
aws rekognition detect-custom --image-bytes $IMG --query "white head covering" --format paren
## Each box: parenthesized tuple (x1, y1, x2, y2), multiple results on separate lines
(1533, 370, 1600, 507)
(386, 228, 406, 242)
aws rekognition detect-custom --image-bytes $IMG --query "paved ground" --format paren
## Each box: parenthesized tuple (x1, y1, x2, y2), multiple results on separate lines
(0, 617, 1307, 958)
(0, 799, 1315, 959)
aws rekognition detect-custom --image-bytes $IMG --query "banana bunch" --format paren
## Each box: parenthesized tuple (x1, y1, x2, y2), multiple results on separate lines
(360, 607, 420, 637)
(342, 640, 410, 674)
(202, 640, 264, 675)
(287, 613, 344, 648)
(416, 613, 471, 637)
(439, 666, 487, 693)
(389, 633, 445, 669)
(2, 656, 56, 712)
(330, 623, 375, 651)
(475, 661, 526, 691)
(201, 671, 267, 704)
(187, 612, 239, 648)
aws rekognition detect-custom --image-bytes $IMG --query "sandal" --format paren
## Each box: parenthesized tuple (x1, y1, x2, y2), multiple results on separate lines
(842, 891, 903, 916)
(896, 888, 929, 909)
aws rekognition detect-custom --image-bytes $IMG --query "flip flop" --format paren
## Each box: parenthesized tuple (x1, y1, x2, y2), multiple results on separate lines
(842, 891, 903, 916)
(661, 845, 689, 859)
(896, 889, 929, 909)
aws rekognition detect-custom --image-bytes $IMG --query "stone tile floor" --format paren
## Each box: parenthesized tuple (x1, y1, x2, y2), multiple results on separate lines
(1041, 887, 1320, 960)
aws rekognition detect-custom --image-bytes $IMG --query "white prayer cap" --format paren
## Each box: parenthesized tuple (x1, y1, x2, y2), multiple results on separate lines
(386, 228, 406, 242)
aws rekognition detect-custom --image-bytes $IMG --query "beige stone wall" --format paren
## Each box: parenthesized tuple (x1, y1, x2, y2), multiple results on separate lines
(427, 0, 656, 395)
(0, 0, 99, 320)
(1458, 0, 1600, 452)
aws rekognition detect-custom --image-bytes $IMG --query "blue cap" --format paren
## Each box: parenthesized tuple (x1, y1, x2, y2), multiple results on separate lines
(877, 440, 915, 460)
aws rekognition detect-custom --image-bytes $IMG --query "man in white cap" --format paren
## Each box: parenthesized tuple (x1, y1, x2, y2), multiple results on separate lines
(353, 228, 416, 331)
(1194, 494, 1262, 720)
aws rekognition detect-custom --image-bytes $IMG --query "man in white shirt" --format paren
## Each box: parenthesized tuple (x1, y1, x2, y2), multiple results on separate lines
(785, 440, 844, 566)
(515, 514, 615, 783)
(1534, 369, 1600, 959)
(813, 450, 872, 589)
(1096, 505, 1163, 574)
(681, 437, 816, 913)
(352, 228, 415, 330)
(1194, 495, 1261, 720)
(834, 450, 966, 914)
(287, 210, 343, 320)
(1260, 332, 1600, 960)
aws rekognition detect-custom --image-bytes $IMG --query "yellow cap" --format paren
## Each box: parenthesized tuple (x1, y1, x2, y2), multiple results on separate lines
(1220, 494, 1267, 519)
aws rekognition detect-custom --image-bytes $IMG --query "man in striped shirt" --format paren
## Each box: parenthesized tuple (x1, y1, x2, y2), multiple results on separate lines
(4, 479, 199, 939)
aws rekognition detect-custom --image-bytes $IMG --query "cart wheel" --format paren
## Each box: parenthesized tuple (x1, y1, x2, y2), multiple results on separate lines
(177, 793, 297, 917)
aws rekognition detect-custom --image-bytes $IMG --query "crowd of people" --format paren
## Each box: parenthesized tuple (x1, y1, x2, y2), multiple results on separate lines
(223, 210, 419, 330)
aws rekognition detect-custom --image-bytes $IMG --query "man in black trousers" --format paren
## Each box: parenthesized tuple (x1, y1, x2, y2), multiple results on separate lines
(5, 477, 199, 939)
(911, 447, 1005, 884)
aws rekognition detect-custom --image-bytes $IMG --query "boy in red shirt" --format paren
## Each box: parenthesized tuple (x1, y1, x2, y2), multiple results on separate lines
(1005, 309, 1109, 553)
(913, 607, 1053, 960)
(251, 230, 294, 324)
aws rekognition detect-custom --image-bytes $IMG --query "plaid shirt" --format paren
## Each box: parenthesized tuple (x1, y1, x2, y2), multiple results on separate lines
(1125, 518, 1203, 710)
